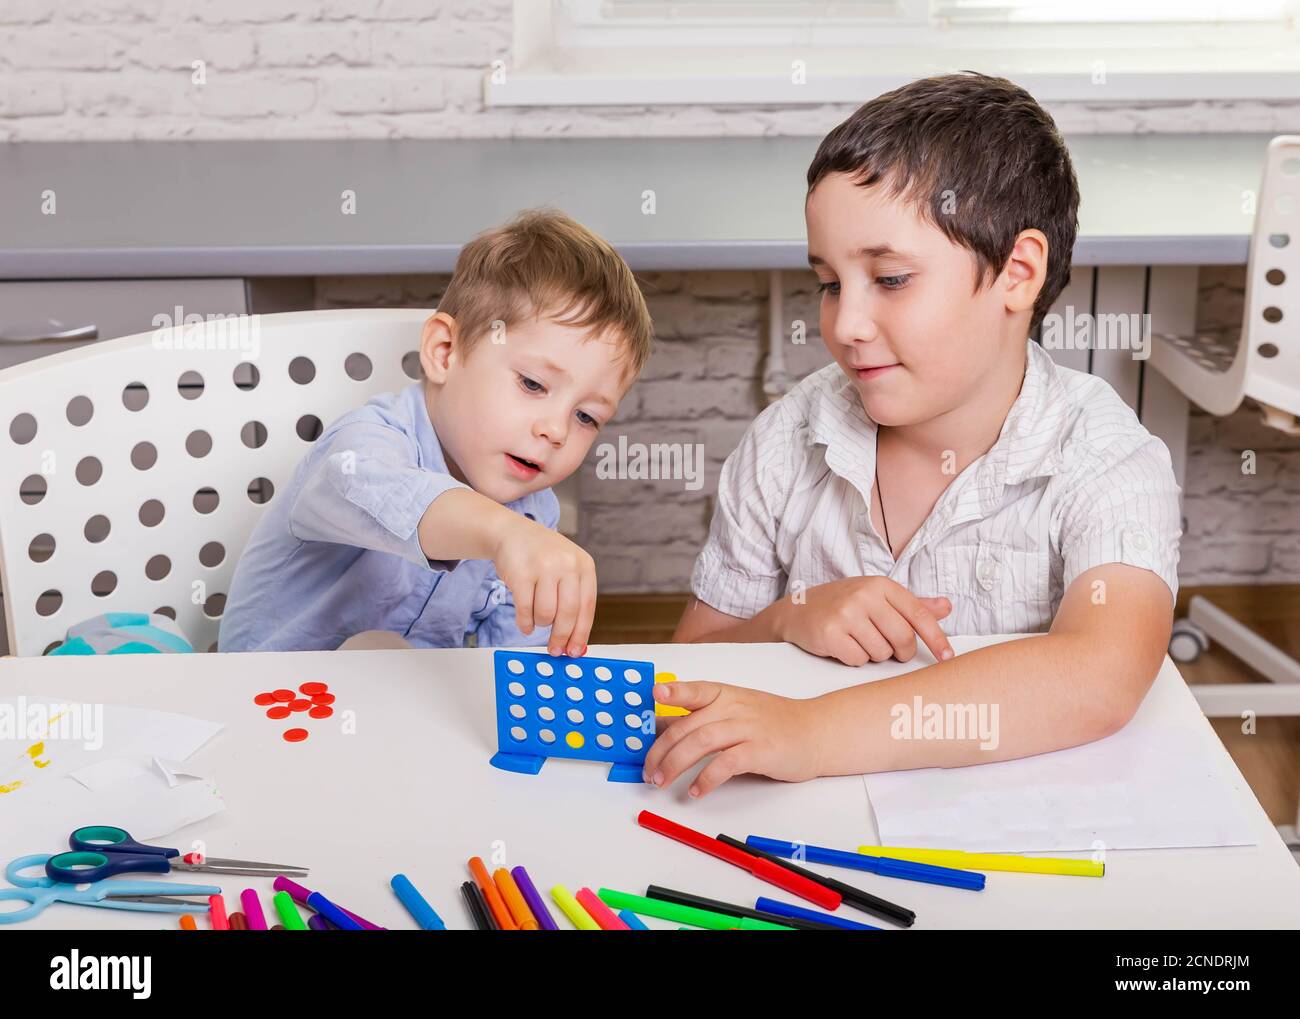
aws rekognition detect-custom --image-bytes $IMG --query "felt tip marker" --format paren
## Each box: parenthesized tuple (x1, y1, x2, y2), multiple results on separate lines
(638, 810, 840, 910)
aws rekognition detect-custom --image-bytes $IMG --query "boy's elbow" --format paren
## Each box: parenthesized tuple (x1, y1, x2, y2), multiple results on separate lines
(1093, 662, 1160, 739)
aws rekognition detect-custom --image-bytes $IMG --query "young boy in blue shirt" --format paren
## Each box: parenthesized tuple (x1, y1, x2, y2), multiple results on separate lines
(646, 72, 1182, 795)
(220, 210, 653, 655)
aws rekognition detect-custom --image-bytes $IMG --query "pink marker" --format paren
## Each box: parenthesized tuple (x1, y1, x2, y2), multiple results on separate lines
(576, 887, 630, 930)
(240, 888, 268, 930)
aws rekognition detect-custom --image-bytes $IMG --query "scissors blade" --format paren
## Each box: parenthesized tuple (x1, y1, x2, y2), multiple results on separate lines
(173, 863, 309, 878)
(105, 893, 211, 908)
(201, 857, 310, 871)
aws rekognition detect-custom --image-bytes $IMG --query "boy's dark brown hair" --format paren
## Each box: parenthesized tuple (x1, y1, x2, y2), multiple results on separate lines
(439, 208, 653, 378)
(807, 71, 1079, 333)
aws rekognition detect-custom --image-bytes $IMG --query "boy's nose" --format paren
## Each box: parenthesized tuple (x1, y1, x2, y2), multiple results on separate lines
(534, 415, 567, 445)
(832, 292, 880, 347)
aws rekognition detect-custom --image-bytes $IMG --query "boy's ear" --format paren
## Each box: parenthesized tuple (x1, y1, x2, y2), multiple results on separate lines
(1003, 228, 1049, 318)
(419, 312, 459, 384)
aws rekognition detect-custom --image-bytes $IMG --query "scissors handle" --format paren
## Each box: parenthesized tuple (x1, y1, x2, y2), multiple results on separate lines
(0, 887, 48, 924)
(46, 851, 169, 884)
(70, 825, 177, 859)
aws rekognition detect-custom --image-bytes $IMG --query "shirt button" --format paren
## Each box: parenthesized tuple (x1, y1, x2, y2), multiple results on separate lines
(1127, 529, 1152, 552)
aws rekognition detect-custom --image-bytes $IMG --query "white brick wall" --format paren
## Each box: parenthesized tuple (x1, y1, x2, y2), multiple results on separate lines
(315, 266, 1300, 592)
(4, 3, 1296, 591)
(3, 1, 1300, 140)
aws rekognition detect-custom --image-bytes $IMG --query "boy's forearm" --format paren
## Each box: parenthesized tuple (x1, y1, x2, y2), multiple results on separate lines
(807, 633, 1139, 776)
(675, 597, 789, 644)
(416, 487, 518, 561)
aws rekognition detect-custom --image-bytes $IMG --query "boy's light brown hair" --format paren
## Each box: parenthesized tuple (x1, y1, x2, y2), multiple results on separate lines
(438, 208, 653, 378)
(807, 71, 1080, 334)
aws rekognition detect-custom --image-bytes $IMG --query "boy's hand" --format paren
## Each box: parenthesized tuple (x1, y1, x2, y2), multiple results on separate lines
(642, 681, 824, 797)
(773, 576, 953, 667)
(492, 514, 596, 657)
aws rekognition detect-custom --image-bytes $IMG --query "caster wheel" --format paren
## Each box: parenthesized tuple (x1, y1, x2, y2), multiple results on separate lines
(1169, 618, 1208, 663)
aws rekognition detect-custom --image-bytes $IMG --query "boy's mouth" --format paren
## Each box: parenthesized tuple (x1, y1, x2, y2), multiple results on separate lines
(505, 453, 543, 479)
(854, 362, 900, 381)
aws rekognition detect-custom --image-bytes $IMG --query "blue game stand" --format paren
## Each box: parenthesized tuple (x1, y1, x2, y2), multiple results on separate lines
(489, 650, 657, 783)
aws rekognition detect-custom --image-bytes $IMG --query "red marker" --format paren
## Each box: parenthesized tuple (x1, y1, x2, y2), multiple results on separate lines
(209, 893, 229, 930)
(637, 810, 841, 910)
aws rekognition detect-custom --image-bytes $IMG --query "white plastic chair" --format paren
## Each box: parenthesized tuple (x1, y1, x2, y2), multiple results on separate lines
(1149, 135, 1300, 851)
(0, 308, 431, 658)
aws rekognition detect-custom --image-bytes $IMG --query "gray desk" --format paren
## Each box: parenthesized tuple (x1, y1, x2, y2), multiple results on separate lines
(0, 134, 1271, 278)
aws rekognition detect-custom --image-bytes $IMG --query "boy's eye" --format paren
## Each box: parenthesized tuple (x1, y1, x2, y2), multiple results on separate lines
(517, 373, 545, 393)
(877, 274, 911, 290)
(816, 280, 840, 296)
(576, 410, 599, 428)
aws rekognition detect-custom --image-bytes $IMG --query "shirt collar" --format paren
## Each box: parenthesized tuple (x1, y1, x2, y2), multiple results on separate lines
(402, 382, 549, 521)
(808, 339, 1071, 524)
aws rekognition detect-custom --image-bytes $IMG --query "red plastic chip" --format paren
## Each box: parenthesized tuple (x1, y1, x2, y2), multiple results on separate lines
(308, 705, 333, 719)
(266, 705, 291, 720)
(310, 693, 335, 705)
(299, 682, 328, 696)
(289, 699, 312, 712)
(271, 689, 295, 702)
(254, 692, 275, 706)
(283, 728, 308, 743)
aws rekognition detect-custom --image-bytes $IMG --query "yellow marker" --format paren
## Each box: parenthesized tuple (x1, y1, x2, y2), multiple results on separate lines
(654, 672, 690, 718)
(494, 869, 539, 930)
(857, 845, 1104, 878)
(550, 884, 599, 930)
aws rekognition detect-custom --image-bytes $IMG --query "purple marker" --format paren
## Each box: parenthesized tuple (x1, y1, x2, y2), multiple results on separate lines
(510, 865, 558, 931)
(273, 876, 385, 931)
(308, 914, 330, 931)
(240, 888, 268, 931)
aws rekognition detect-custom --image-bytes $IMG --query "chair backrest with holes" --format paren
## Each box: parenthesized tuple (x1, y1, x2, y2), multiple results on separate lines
(1244, 135, 1300, 417)
(0, 308, 432, 657)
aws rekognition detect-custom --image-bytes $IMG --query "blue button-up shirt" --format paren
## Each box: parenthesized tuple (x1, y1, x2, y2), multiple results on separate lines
(219, 382, 558, 652)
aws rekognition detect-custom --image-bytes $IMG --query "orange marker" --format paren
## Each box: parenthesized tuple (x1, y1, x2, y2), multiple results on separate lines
(493, 868, 539, 930)
(468, 857, 517, 930)
(179, 914, 197, 930)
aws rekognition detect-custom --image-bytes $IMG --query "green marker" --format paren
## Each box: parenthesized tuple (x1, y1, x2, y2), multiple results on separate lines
(273, 890, 308, 930)
(597, 888, 794, 930)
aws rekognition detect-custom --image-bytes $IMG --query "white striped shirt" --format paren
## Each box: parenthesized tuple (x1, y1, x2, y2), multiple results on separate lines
(691, 339, 1182, 636)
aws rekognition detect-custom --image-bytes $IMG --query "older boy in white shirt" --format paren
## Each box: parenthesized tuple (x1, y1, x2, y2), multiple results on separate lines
(645, 72, 1182, 796)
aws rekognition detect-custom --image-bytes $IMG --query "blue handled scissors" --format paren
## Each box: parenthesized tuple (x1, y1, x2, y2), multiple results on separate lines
(1, 854, 219, 924)
(44, 825, 309, 884)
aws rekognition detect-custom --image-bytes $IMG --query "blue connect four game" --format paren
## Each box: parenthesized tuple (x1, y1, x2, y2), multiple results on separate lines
(489, 650, 657, 783)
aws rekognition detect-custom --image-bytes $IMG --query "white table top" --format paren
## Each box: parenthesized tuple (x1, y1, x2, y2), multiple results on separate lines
(2, 637, 1298, 930)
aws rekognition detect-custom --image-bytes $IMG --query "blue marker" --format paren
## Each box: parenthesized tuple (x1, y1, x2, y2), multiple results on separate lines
(619, 908, 649, 930)
(746, 836, 985, 891)
(755, 897, 879, 931)
(390, 873, 447, 930)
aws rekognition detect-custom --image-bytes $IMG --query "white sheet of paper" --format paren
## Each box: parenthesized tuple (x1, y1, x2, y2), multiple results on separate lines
(862, 660, 1257, 852)
(153, 757, 209, 789)
(0, 699, 225, 863)
(0, 775, 226, 864)
(68, 757, 152, 793)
